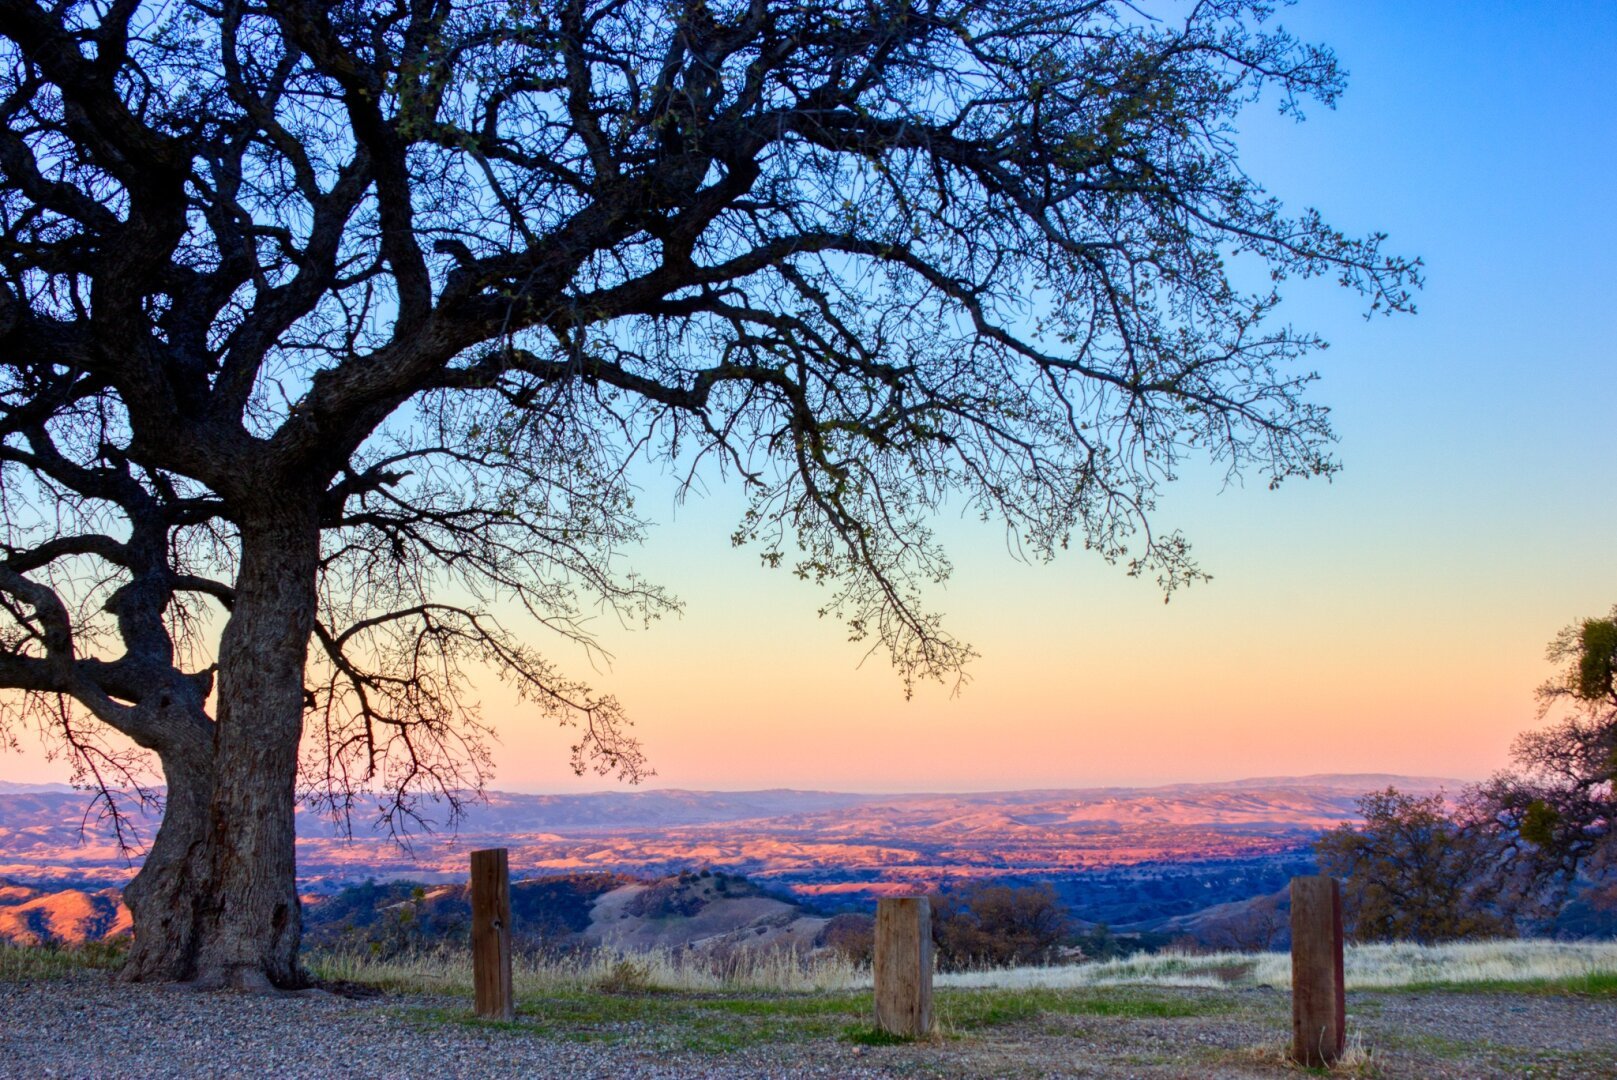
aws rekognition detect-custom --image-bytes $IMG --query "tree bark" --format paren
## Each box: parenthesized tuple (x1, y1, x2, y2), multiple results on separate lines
(120, 735, 216, 982)
(189, 506, 321, 990)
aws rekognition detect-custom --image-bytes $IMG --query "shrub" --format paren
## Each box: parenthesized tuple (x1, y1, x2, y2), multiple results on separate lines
(930, 883, 1069, 970)
(594, 958, 654, 994)
(1316, 788, 1514, 944)
(820, 913, 876, 965)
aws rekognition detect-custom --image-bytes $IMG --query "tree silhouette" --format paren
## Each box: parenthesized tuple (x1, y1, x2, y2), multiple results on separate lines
(0, 0, 1418, 987)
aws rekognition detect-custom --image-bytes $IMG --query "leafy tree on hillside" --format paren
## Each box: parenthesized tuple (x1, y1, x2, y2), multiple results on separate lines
(0, 0, 1419, 988)
(1467, 606, 1617, 913)
(1315, 788, 1512, 944)
(931, 882, 1069, 968)
(1324, 607, 1617, 939)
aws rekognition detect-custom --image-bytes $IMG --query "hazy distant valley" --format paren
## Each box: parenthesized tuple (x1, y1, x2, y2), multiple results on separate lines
(0, 774, 1455, 946)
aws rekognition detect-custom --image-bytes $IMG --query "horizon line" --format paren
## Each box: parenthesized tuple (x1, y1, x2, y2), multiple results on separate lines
(1, 769, 1478, 800)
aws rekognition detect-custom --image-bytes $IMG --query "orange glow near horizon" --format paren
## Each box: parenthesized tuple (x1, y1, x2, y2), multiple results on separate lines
(0, 463, 1606, 796)
(402, 465, 1595, 794)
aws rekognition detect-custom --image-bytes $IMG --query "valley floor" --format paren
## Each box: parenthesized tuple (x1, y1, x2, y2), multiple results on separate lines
(3, 968, 1616, 1079)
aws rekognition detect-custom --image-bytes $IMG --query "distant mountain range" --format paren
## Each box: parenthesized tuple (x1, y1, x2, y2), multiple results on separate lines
(0, 773, 1456, 894)
(9, 774, 1609, 951)
(0, 781, 74, 794)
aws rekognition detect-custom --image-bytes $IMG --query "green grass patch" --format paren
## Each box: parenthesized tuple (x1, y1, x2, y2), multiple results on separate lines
(395, 984, 1226, 1054)
(1064, 996, 1213, 1018)
(840, 1025, 915, 1046)
(1401, 970, 1617, 997)
(399, 990, 867, 1052)
(701, 994, 866, 1018)
(935, 986, 1228, 1031)
(1376, 1029, 1490, 1061)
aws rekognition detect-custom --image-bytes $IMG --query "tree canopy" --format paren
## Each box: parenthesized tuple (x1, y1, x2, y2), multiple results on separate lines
(931, 882, 1069, 968)
(1323, 607, 1617, 940)
(0, 0, 1418, 986)
(1467, 606, 1617, 910)
(1315, 787, 1513, 944)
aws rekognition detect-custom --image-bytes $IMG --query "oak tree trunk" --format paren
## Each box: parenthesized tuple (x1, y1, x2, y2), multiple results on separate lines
(185, 508, 321, 990)
(119, 737, 216, 982)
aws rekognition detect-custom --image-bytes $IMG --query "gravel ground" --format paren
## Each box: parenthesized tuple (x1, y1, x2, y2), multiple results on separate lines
(4, 974, 1617, 1079)
(2, 976, 878, 1080)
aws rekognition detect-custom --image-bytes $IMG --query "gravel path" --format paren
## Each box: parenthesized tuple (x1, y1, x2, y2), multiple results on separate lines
(5, 974, 1617, 1078)
(1, 976, 876, 1080)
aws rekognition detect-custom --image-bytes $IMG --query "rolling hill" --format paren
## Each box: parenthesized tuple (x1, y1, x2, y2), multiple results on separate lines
(0, 774, 1460, 944)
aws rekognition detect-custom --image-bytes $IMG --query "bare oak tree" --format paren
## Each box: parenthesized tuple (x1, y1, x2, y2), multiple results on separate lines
(0, 0, 1418, 987)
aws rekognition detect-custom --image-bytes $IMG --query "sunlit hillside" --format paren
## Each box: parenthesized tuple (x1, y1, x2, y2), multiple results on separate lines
(0, 774, 1452, 897)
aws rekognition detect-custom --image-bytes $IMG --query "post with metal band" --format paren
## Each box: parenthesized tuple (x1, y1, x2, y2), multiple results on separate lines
(874, 896, 934, 1038)
(1290, 874, 1346, 1066)
(471, 847, 515, 1021)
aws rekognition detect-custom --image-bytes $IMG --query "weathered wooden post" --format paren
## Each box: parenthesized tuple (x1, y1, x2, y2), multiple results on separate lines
(874, 896, 933, 1038)
(471, 847, 514, 1021)
(1290, 875, 1345, 1067)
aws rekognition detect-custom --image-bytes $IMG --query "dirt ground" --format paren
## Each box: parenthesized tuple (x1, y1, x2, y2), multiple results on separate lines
(3, 974, 1616, 1078)
(856, 986, 1617, 1079)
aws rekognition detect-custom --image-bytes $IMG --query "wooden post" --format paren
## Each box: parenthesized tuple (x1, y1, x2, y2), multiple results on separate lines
(874, 896, 933, 1038)
(471, 848, 514, 1021)
(1290, 875, 1345, 1067)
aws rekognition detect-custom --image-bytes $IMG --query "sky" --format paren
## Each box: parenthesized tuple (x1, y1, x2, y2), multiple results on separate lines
(6, 1, 1616, 795)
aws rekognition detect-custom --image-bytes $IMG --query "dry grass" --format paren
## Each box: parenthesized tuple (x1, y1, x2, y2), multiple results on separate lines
(10, 935, 1617, 1004)
(937, 939, 1617, 992)
(1242, 1030, 1377, 1075)
(0, 940, 126, 981)
(309, 943, 865, 996)
(311, 938, 1617, 1002)
(1334, 939, 1617, 990)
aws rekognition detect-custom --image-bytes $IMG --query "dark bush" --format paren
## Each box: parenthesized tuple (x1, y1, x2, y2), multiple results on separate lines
(819, 913, 876, 965)
(930, 883, 1069, 970)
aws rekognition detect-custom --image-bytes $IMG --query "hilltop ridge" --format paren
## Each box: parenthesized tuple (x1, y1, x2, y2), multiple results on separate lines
(0, 773, 1458, 895)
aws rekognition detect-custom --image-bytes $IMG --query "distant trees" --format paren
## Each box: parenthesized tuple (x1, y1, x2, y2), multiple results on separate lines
(1196, 890, 1289, 952)
(1323, 606, 1617, 940)
(303, 872, 635, 955)
(625, 870, 764, 919)
(931, 883, 1069, 969)
(1070, 922, 1168, 961)
(1315, 788, 1512, 944)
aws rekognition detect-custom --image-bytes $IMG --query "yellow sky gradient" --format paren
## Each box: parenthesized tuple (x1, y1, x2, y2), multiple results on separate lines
(467, 468, 1599, 792)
